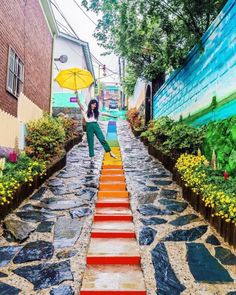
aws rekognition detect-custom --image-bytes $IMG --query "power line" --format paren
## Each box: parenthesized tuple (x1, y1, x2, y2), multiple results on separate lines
(72, 0, 97, 26)
(50, 0, 80, 39)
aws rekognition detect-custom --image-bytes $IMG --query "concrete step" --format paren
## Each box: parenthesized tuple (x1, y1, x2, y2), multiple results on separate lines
(98, 191, 129, 199)
(96, 198, 130, 208)
(92, 221, 134, 232)
(100, 175, 126, 182)
(99, 183, 126, 191)
(101, 169, 124, 175)
(96, 207, 131, 215)
(102, 165, 123, 169)
(87, 238, 140, 264)
(80, 264, 146, 294)
(94, 215, 132, 222)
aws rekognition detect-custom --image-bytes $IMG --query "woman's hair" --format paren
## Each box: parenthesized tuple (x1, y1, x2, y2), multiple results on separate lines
(87, 99, 99, 119)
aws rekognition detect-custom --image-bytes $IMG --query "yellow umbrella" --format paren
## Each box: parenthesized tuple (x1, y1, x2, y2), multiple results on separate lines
(55, 67, 94, 91)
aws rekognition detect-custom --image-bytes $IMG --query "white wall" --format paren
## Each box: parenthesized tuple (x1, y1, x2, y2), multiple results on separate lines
(53, 37, 94, 104)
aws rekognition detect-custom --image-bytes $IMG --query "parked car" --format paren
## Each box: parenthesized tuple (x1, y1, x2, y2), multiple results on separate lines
(109, 101, 118, 109)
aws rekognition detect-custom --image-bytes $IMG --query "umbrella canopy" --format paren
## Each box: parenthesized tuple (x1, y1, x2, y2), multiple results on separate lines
(55, 67, 94, 91)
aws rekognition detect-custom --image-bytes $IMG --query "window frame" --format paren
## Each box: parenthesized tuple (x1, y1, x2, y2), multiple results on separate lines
(6, 46, 24, 98)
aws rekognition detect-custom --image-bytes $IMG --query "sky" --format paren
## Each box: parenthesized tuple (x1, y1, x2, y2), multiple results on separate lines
(51, 0, 119, 83)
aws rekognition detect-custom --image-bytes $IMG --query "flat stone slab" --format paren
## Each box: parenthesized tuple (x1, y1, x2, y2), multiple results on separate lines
(50, 187, 68, 195)
(169, 214, 199, 226)
(151, 243, 186, 294)
(159, 199, 188, 213)
(70, 207, 92, 218)
(30, 187, 47, 200)
(152, 180, 172, 186)
(138, 193, 158, 204)
(4, 216, 36, 241)
(0, 246, 21, 267)
(162, 225, 208, 242)
(40, 197, 86, 211)
(13, 241, 54, 264)
(139, 227, 157, 245)
(13, 260, 73, 290)
(206, 235, 221, 246)
(0, 282, 21, 295)
(48, 179, 64, 187)
(16, 210, 56, 223)
(140, 217, 168, 226)
(36, 221, 54, 233)
(0, 272, 7, 278)
(215, 247, 236, 265)
(50, 285, 74, 295)
(160, 189, 177, 199)
(54, 217, 82, 248)
(187, 243, 233, 282)
(75, 188, 96, 201)
(56, 250, 78, 259)
(137, 204, 173, 216)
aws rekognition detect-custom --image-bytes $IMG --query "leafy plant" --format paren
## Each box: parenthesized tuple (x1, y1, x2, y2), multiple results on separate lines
(58, 116, 79, 141)
(25, 114, 65, 162)
(203, 116, 236, 175)
(127, 108, 144, 130)
(0, 154, 46, 206)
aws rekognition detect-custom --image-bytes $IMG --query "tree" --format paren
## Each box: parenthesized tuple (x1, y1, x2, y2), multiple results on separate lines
(82, 0, 226, 83)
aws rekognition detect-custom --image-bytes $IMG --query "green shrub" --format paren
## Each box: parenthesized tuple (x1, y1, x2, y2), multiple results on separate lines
(58, 116, 79, 141)
(25, 114, 65, 162)
(203, 116, 236, 175)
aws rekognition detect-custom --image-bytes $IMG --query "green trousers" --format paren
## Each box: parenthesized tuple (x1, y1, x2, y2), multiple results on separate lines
(86, 122, 111, 157)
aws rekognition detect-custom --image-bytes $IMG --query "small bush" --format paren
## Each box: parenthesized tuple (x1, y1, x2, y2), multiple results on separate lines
(58, 116, 79, 141)
(25, 114, 65, 162)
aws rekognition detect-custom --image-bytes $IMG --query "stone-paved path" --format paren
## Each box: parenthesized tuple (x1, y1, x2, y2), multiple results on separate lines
(118, 121, 236, 295)
(0, 122, 109, 294)
(0, 120, 236, 294)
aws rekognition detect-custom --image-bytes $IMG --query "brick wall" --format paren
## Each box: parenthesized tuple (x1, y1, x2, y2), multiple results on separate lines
(0, 0, 53, 117)
(153, 0, 236, 123)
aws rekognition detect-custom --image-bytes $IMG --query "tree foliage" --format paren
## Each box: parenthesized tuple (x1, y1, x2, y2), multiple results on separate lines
(82, 0, 226, 81)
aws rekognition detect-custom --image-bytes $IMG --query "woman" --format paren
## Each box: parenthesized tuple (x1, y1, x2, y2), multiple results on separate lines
(78, 98, 117, 162)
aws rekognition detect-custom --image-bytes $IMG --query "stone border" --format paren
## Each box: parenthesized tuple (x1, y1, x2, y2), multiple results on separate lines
(0, 135, 83, 221)
(138, 135, 236, 248)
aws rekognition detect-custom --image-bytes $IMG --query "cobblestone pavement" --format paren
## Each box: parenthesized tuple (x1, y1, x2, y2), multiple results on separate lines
(0, 120, 235, 294)
(118, 121, 236, 295)
(0, 123, 109, 294)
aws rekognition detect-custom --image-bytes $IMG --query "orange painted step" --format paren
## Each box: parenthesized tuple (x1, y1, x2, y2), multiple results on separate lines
(80, 265, 146, 295)
(94, 215, 132, 221)
(102, 165, 123, 169)
(100, 175, 125, 182)
(101, 169, 124, 175)
(98, 191, 129, 198)
(96, 207, 131, 215)
(99, 183, 126, 191)
(91, 232, 136, 238)
(96, 199, 130, 208)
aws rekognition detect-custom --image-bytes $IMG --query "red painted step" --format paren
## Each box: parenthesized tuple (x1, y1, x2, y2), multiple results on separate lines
(91, 232, 136, 238)
(87, 256, 141, 264)
(94, 215, 132, 221)
(96, 198, 130, 208)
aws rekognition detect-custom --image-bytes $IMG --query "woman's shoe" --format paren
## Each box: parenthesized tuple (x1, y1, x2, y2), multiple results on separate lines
(90, 157, 95, 163)
(109, 151, 117, 159)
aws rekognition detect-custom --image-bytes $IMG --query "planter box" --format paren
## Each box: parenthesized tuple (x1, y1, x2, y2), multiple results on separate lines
(64, 134, 82, 152)
(143, 140, 236, 248)
(0, 135, 83, 221)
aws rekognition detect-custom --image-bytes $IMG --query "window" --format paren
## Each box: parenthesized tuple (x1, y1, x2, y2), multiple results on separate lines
(6, 47, 24, 98)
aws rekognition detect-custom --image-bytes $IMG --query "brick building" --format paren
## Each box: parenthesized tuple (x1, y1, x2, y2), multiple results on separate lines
(0, 0, 58, 148)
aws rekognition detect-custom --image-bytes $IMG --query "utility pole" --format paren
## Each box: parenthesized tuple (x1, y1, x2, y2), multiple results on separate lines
(118, 57, 122, 110)
(97, 65, 101, 106)
(122, 58, 125, 109)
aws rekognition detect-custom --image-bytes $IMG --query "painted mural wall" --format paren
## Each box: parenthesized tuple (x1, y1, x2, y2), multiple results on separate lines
(153, 0, 236, 126)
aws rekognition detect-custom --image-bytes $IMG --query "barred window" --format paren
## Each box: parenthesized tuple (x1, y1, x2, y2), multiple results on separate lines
(6, 47, 24, 98)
